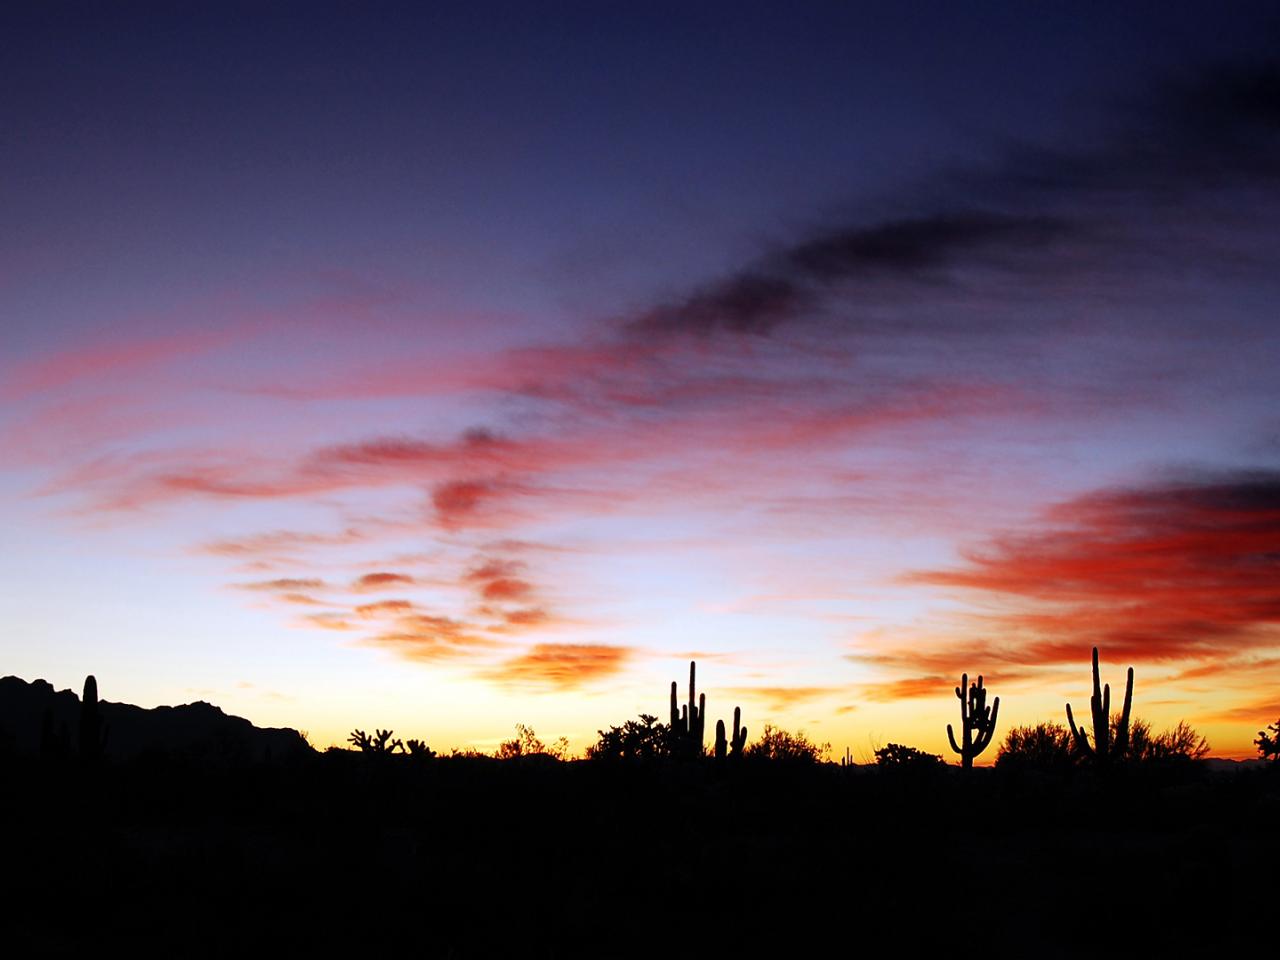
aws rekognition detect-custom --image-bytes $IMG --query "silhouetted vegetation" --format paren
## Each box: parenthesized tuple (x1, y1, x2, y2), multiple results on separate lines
(713, 705, 748, 760)
(1, 667, 1274, 954)
(1128, 718, 1210, 762)
(495, 723, 570, 760)
(873, 742, 944, 769)
(995, 721, 1075, 774)
(348, 728, 403, 754)
(586, 713, 670, 761)
(946, 672, 999, 770)
(1258, 719, 1280, 762)
(1066, 646, 1134, 765)
(78, 674, 108, 763)
(744, 723, 828, 763)
(667, 659, 707, 758)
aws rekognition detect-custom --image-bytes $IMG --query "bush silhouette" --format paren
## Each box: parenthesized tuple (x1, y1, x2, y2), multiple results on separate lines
(1128, 718, 1209, 762)
(586, 713, 670, 761)
(995, 721, 1074, 773)
(744, 723, 829, 763)
(495, 724, 570, 760)
(873, 743, 943, 769)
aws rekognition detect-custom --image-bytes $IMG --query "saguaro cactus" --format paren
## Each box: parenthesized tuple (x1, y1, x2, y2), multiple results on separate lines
(669, 660, 706, 758)
(78, 675, 108, 763)
(713, 706, 748, 760)
(1066, 646, 1133, 764)
(946, 673, 999, 770)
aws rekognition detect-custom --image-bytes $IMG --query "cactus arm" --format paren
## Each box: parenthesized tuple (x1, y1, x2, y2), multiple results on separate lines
(1115, 666, 1134, 756)
(1066, 703, 1093, 754)
(972, 695, 999, 755)
(947, 723, 963, 755)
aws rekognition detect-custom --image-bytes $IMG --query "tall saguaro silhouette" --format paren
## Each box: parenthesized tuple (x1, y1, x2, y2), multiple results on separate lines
(78, 674, 108, 763)
(669, 660, 706, 758)
(946, 673, 999, 770)
(1066, 646, 1133, 765)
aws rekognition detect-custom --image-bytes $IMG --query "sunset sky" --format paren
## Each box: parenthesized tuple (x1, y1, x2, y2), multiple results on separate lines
(4, 3, 1280, 758)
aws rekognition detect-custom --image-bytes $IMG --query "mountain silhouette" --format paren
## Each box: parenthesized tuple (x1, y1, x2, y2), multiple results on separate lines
(0, 675, 310, 762)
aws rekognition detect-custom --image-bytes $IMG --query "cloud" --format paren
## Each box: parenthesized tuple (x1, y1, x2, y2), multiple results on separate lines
(905, 469, 1280, 664)
(236, 578, 329, 592)
(354, 599, 416, 618)
(485, 643, 633, 689)
(365, 613, 499, 662)
(630, 213, 1073, 336)
(352, 572, 416, 591)
(201, 528, 366, 558)
(725, 686, 844, 711)
(478, 577, 533, 601)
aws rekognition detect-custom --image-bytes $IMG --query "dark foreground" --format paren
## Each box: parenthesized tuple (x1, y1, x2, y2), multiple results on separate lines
(4, 753, 1276, 957)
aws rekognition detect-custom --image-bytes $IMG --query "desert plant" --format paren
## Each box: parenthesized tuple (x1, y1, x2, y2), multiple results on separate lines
(946, 673, 999, 770)
(404, 738, 436, 759)
(1256, 719, 1280, 762)
(668, 660, 706, 759)
(745, 723, 829, 763)
(873, 742, 943, 769)
(348, 728, 403, 754)
(1066, 646, 1133, 765)
(78, 674, 109, 763)
(713, 706, 748, 761)
(994, 721, 1074, 773)
(587, 713, 671, 761)
(496, 724, 569, 760)
(1129, 718, 1209, 762)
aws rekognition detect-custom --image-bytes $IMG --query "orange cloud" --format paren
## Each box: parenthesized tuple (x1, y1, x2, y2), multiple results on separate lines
(355, 599, 416, 618)
(236, 578, 329, 592)
(726, 686, 844, 710)
(485, 643, 632, 689)
(352, 572, 416, 591)
(366, 613, 499, 662)
(479, 577, 533, 601)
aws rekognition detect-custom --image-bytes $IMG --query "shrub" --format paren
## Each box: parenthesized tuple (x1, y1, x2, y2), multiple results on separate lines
(585, 713, 670, 761)
(873, 742, 942, 769)
(995, 721, 1074, 773)
(496, 724, 570, 761)
(745, 723, 830, 763)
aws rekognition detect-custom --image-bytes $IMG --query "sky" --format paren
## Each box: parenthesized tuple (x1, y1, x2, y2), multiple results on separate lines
(3, 2, 1280, 758)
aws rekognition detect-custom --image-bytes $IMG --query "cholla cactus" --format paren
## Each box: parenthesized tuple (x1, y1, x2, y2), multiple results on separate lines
(946, 673, 999, 770)
(348, 728, 403, 754)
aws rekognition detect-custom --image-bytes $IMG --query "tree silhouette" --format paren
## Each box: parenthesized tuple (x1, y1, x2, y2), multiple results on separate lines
(1258, 719, 1280, 762)
(586, 713, 670, 761)
(873, 743, 943, 769)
